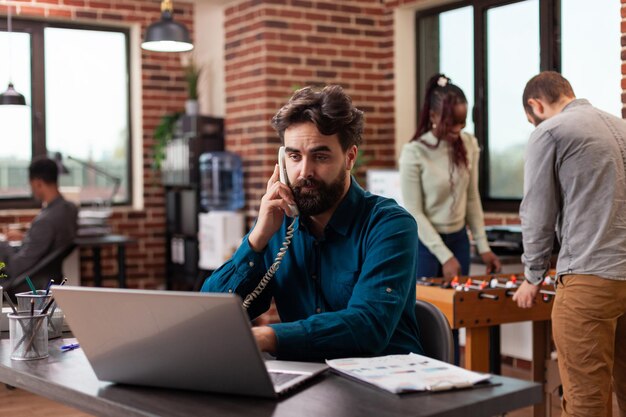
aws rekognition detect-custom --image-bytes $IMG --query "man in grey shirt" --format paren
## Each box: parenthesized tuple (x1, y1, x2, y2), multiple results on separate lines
(0, 157, 78, 295)
(513, 71, 626, 417)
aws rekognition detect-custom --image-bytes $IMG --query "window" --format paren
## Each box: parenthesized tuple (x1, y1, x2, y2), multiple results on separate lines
(561, 0, 621, 116)
(418, 6, 474, 134)
(486, 1, 539, 199)
(417, 0, 621, 210)
(0, 30, 32, 200)
(0, 20, 131, 208)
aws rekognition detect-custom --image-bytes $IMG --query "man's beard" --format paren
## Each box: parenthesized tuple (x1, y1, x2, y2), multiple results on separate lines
(292, 172, 347, 217)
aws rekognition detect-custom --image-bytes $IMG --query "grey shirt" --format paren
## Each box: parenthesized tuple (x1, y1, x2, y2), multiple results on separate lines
(0, 195, 78, 286)
(520, 99, 626, 284)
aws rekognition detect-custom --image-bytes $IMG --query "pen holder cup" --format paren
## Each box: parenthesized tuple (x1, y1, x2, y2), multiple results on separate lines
(16, 291, 63, 339)
(9, 312, 49, 360)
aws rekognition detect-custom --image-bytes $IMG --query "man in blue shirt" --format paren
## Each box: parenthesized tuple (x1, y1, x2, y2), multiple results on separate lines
(201, 85, 423, 361)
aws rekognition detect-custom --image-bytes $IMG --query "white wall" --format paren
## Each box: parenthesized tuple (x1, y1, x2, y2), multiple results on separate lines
(193, 0, 235, 117)
(393, 8, 417, 161)
(130, 22, 144, 210)
(393, 0, 456, 161)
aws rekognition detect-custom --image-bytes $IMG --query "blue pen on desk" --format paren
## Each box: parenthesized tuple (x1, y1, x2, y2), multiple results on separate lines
(60, 343, 80, 352)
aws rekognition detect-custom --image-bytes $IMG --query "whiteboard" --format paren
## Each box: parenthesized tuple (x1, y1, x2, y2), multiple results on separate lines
(366, 169, 403, 206)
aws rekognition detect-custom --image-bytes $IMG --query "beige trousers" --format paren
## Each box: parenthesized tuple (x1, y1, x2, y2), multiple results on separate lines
(552, 274, 626, 417)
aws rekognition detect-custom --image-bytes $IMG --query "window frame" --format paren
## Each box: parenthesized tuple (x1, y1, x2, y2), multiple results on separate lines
(416, 0, 561, 212)
(0, 19, 133, 210)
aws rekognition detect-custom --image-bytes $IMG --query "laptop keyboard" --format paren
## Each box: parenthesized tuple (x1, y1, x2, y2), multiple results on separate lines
(269, 371, 302, 387)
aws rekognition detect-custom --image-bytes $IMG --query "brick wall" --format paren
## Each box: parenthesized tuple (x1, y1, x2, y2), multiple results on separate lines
(222, 0, 522, 226)
(224, 0, 396, 219)
(0, 0, 195, 288)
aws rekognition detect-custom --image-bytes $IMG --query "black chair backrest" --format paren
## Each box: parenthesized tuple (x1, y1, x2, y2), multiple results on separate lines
(4, 242, 77, 294)
(414, 300, 454, 364)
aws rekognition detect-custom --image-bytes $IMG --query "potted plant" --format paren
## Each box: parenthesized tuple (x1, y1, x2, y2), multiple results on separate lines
(351, 148, 371, 185)
(152, 112, 182, 171)
(181, 53, 201, 115)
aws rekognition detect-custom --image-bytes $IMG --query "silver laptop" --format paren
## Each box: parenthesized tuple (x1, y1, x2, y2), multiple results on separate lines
(52, 286, 328, 398)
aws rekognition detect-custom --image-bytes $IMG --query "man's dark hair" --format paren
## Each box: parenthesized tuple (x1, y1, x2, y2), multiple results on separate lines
(271, 85, 364, 151)
(29, 157, 59, 184)
(522, 71, 575, 114)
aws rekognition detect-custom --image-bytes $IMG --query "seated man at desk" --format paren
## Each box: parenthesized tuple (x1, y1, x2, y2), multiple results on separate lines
(0, 157, 78, 293)
(202, 85, 424, 361)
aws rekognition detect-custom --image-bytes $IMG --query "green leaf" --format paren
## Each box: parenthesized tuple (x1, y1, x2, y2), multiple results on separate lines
(152, 112, 183, 171)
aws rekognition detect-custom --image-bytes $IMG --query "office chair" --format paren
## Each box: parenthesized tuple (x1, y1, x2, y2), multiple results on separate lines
(3, 242, 77, 298)
(414, 299, 454, 364)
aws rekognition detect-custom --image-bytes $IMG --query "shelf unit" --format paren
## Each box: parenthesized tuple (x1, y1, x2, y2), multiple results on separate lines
(163, 115, 224, 291)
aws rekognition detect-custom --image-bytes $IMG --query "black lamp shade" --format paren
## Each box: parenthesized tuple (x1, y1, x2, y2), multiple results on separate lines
(0, 82, 26, 106)
(141, 10, 193, 53)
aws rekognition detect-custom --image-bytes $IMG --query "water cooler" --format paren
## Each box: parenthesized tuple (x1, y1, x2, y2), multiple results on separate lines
(197, 151, 245, 272)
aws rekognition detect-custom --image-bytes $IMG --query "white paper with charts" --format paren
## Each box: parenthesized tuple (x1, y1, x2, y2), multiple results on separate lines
(326, 353, 491, 394)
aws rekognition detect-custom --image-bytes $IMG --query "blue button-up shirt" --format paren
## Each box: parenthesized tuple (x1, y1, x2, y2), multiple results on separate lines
(201, 179, 423, 361)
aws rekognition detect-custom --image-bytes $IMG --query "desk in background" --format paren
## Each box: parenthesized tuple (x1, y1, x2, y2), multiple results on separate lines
(75, 235, 136, 288)
(0, 338, 541, 417)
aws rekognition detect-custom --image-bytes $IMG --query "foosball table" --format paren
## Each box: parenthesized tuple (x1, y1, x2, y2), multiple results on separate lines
(416, 273, 556, 417)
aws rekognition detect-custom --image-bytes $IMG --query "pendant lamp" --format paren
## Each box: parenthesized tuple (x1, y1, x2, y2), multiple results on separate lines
(141, 0, 193, 53)
(0, 4, 26, 106)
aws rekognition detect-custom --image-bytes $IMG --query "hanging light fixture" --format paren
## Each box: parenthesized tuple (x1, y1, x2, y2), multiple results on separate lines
(0, 3, 26, 106)
(141, 0, 193, 53)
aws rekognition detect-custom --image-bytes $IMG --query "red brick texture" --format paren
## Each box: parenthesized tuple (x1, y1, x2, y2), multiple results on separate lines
(223, 0, 397, 220)
(222, 0, 523, 226)
(0, 0, 195, 288)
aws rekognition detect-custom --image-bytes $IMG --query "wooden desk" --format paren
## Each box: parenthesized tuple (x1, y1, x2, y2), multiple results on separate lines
(75, 235, 136, 288)
(0, 338, 542, 417)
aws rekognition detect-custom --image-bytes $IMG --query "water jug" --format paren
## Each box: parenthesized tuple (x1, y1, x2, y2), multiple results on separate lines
(199, 151, 244, 211)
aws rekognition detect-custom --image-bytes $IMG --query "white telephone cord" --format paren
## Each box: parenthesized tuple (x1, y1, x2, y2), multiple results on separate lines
(242, 217, 297, 310)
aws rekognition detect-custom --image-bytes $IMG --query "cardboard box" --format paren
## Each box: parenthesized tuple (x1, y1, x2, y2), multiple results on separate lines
(545, 357, 562, 416)
(198, 211, 244, 270)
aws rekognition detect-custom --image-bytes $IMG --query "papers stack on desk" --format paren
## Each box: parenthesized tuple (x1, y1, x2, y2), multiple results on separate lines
(326, 353, 491, 394)
(77, 208, 112, 236)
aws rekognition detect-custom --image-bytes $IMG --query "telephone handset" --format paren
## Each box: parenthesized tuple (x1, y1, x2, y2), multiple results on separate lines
(241, 147, 298, 310)
(278, 146, 299, 217)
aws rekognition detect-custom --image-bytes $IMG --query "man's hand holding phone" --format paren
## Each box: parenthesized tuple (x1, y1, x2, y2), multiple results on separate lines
(248, 164, 298, 252)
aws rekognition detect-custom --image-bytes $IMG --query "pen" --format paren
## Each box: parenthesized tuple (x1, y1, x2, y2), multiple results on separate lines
(60, 343, 80, 352)
(6, 293, 31, 351)
(44, 279, 55, 296)
(3, 291, 17, 314)
(30, 298, 34, 316)
(25, 276, 37, 294)
(41, 296, 56, 315)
